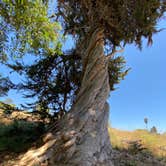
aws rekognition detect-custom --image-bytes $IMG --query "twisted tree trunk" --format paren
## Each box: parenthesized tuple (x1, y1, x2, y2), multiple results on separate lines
(18, 28, 113, 166)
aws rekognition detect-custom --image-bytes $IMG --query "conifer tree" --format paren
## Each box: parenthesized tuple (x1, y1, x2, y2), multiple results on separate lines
(0, 74, 13, 97)
(0, 0, 165, 165)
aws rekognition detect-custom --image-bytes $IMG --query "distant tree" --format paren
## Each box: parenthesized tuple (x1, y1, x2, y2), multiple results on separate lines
(4, 98, 13, 105)
(150, 126, 158, 134)
(144, 118, 148, 130)
(163, 132, 166, 136)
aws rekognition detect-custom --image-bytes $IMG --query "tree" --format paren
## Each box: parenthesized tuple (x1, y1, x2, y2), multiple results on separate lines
(0, 74, 13, 97)
(6, 49, 128, 119)
(144, 117, 148, 130)
(0, 0, 165, 165)
(3, 98, 13, 104)
(150, 126, 158, 134)
(0, 0, 60, 58)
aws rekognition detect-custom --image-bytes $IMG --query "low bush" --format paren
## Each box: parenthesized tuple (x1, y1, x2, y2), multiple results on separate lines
(0, 120, 45, 152)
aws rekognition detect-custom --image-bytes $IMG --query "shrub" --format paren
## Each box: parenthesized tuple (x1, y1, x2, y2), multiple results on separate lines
(150, 126, 158, 134)
(0, 120, 45, 152)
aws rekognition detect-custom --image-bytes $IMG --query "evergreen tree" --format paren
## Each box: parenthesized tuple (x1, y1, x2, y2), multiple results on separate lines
(150, 126, 158, 134)
(0, 74, 13, 97)
(144, 117, 148, 130)
(0, 0, 165, 165)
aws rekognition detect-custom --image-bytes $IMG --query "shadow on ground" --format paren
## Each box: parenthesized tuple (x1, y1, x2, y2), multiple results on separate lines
(0, 110, 46, 165)
(1, 109, 166, 166)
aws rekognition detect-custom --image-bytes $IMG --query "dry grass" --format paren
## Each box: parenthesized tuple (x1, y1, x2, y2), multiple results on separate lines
(1, 109, 166, 166)
(109, 127, 166, 158)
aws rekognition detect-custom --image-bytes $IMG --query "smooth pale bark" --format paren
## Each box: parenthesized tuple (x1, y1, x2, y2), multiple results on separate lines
(17, 28, 113, 166)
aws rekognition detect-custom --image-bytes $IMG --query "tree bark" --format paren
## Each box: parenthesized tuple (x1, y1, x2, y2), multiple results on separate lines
(17, 28, 114, 166)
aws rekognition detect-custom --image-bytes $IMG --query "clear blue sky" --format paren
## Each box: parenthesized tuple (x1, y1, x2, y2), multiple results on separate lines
(0, 18, 165, 133)
(109, 19, 166, 133)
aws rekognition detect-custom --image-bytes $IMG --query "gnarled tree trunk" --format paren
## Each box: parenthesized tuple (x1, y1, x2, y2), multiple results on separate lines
(18, 28, 114, 166)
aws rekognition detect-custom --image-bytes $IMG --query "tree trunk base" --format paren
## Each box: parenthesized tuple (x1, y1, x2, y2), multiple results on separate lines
(16, 28, 114, 166)
(17, 103, 113, 166)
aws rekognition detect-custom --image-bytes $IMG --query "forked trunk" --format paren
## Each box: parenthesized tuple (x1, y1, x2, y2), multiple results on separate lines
(18, 28, 114, 166)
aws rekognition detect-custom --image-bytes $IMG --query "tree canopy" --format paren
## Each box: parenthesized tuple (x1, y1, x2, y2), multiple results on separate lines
(0, 0, 165, 118)
(0, 0, 61, 60)
(0, 1, 165, 165)
(58, 0, 165, 49)
(0, 73, 13, 97)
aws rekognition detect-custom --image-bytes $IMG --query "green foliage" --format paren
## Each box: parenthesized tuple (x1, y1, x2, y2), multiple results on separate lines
(108, 56, 130, 91)
(9, 50, 81, 115)
(124, 160, 137, 166)
(0, 101, 17, 113)
(144, 117, 148, 129)
(0, 120, 45, 152)
(58, 0, 165, 48)
(144, 118, 148, 124)
(7, 49, 127, 115)
(150, 126, 158, 134)
(0, 0, 165, 119)
(0, 74, 13, 97)
(0, 0, 61, 59)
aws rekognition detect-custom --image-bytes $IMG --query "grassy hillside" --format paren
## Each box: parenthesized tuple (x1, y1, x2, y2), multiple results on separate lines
(0, 109, 46, 166)
(109, 128, 166, 157)
(109, 128, 166, 166)
(0, 109, 166, 166)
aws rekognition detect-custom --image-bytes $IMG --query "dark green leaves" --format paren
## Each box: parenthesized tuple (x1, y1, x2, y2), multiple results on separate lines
(0, 74, 13, 97)
(58, 0, 165, 48)
(108, 56, 130, 91)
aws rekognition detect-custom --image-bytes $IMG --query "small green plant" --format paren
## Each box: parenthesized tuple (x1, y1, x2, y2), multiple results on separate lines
(3, 109, 12, 115)
(0, 120, 45, 152)
(125, 160, 137, 166)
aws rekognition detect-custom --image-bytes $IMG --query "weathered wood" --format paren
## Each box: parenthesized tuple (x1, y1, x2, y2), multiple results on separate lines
(17, 28, 113, 166)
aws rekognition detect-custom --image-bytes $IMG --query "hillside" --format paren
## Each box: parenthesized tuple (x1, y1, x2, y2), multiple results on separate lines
(0, 109, 46, 166)
(109, 128, 166, 166)
(0, 110, 166, 166)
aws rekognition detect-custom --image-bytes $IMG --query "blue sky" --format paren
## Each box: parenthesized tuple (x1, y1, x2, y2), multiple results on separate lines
(0, 18, 165, 133)
(109, 19, 166, 133)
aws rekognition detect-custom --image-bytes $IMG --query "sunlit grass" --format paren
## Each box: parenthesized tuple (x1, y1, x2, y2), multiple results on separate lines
(109, 127, 166, 157)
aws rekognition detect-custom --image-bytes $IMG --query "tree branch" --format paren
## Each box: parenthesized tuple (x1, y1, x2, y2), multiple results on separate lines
(106, 47, 124, 60)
